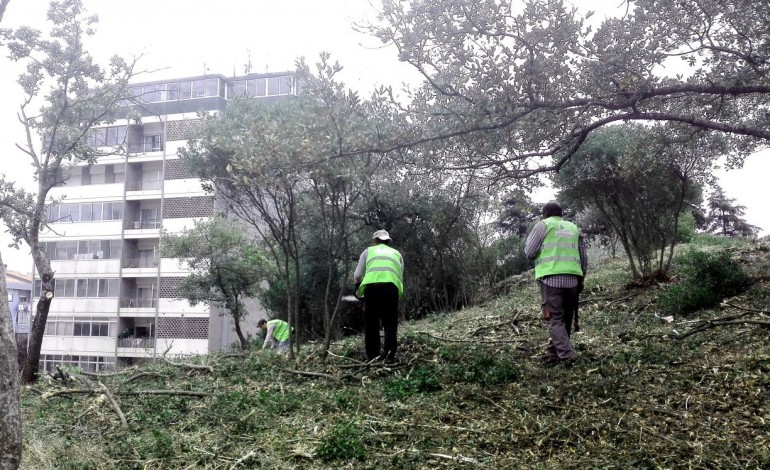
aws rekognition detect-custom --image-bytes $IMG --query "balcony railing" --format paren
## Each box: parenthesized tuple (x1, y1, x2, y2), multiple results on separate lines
(119, 297, 158, 309)
(122, 257, 159, 269)
(128, 141, 165, 154)
(14, 307, 30, 333)
(126, 180, 163, 191)
(118, 337, 155, 349)
(125, 220, 162, 230)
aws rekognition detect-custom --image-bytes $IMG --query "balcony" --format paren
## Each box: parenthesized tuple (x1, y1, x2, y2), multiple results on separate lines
(14, 305, 30, 334)
(117, 337, 155, 349)
(126, 180, 163, 191)
(119, 297, 158, 309)
(128, 139, 164, 155)
(122, 257, 159, 269)
(125, 220, 162, 230)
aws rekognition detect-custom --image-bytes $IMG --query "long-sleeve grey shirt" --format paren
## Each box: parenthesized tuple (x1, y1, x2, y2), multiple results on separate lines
(524, 219, 588, 288)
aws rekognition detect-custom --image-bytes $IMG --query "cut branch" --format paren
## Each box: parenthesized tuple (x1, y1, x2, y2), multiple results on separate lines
(44, 389, 211, 399)
(161, 357, 214, 374)
(99, 382, 128, 429)
(280, 368, 338, 380)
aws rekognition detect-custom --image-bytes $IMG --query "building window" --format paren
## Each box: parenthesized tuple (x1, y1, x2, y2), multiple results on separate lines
(143, 134, 164, 152)
(229, 80, 247, 98)
(176, 81, 191, 99)
(105, 127, 127, 146)
(40, 354, 115, 373)
(279, 75, 293, 94)
(267, 76, 281, 96)
(47, 202, 123, 224)
(39, 277, 120, 299)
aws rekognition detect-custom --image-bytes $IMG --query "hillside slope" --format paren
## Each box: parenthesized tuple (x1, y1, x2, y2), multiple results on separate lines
(20, 237, 770, 469)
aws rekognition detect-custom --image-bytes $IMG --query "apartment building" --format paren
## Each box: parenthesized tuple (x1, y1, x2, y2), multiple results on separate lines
(32, 72, 295, 372)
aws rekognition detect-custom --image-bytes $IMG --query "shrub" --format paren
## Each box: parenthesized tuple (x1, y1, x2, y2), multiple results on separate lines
(315, 419, 366, 462)
(382, 365, 442, 401)
(659, 250, 752, 316)
(447, 355, 521, 385)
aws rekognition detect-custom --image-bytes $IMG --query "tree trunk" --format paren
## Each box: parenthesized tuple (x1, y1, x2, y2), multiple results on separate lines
(21, 247, 54, 384)
(232, 314, 248, 350)
(0, 0, 10, 23)
(0, 253, 23, 470)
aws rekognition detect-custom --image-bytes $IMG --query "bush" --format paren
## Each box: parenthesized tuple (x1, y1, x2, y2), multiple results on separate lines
(315, 419, 366, 462)
(382, 365, 442, 401)
(659, 250, 752, 316)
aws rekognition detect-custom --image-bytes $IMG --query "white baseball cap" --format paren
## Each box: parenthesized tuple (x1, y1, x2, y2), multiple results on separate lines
(372, 229, 391, 241)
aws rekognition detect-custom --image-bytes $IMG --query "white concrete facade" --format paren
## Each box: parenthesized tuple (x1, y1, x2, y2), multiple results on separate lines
(32, 71, 293, 372)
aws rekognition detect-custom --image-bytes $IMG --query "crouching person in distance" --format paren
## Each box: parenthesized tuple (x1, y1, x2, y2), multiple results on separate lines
(257, 318, 291, 351)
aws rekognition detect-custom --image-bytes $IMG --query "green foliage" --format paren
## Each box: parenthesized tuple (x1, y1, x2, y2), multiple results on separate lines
(18, 238, 770, 469)
(374, 0, 769, 179)
(704, 184, 760, 238)
(556, 124, 709, 282)
(162, 216, 273, 349)
(382, 365, 443, 400)
(659, 250, 752, 316)
(315, 419, 367, 462)
(447, 355, 521, 385)
(676, 211, 697, 244)
(150, 430, 175, 459)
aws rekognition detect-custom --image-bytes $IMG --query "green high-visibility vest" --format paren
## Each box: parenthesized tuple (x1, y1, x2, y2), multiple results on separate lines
(357, 244, 404, 299)
(534, 217, 583, 279)
(267, 319, 290, 342)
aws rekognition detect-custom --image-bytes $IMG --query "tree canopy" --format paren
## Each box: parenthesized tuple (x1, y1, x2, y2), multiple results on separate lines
(369, 0, 770, 180)
(555, 124, 708, 281)
(705, 184, 760, 238)
(162, 217, 273, 350)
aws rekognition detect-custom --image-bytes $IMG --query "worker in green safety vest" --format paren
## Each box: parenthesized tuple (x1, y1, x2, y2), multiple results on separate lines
(353, 229, 404, 363)
(524, 202, 588, 364)
(257, 318, 291, 351)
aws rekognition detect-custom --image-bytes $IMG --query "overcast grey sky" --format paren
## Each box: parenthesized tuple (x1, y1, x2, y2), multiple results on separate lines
(0, 0, 766, 273)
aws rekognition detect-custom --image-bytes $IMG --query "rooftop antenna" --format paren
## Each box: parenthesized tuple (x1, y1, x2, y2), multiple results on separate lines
(244, 49, 252, 74)
(203, 63, 210, 75)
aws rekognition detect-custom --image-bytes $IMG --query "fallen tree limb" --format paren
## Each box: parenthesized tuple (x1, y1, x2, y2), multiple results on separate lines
(229, 450, 257, 470)
(722, 302, 770, 315)
(79, 366, 138, 377)
(674, 319, 770, 340)
(281, 368, 338, 380)
(44, 389, 211, 399)
(417, 331, 523, 344)
(162, 357, 214, 374)
(118, 389, 212, 397)
(99, 382, 128, 429)
(122, 372, 164, 384)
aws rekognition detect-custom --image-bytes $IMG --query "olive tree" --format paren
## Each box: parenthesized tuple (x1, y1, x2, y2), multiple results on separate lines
(369, 0, 770, 179)
(162, 217, 273, 350)
(555, 124, 712, 282)
(0, 0, 135, 382)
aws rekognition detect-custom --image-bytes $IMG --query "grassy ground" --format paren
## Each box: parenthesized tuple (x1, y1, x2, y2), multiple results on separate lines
(20, 236, 770, 469)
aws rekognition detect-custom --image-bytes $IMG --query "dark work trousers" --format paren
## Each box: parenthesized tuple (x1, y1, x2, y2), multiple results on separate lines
(540, 283, 579, 360)
(363, 282, 399, 361)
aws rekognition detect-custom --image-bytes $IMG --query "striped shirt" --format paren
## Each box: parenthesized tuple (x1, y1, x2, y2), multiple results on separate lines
(524, 219, 588, 288)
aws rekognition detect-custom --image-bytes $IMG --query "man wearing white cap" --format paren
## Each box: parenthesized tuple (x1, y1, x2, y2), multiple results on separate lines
(353, 229, 404, 362)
